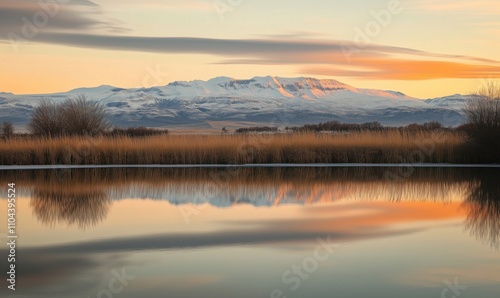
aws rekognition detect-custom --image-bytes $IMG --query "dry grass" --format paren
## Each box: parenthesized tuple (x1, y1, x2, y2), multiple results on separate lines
(0, 130, 468, 165)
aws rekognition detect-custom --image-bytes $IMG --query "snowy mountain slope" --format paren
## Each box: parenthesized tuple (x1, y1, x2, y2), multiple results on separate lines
(424, 94, 472, 110)
(0, 76, 468, 130)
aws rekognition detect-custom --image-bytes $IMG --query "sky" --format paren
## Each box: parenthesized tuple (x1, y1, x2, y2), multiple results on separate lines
(1, 0, 500, 98)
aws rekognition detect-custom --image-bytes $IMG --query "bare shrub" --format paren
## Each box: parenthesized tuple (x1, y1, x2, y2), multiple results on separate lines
(28, 99, 65, 137)
(29, 95, 111, 137)
(62, 94, 111, 136)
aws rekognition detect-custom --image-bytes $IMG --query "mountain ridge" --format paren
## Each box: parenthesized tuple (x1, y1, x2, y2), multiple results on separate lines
(0, 76, 468, 130)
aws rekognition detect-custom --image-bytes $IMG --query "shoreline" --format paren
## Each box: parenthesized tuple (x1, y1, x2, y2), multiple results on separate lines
(1, 163, 500, 170)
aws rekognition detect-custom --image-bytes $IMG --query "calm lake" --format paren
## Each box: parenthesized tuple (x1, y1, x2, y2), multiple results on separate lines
(1, 167, 499, 298)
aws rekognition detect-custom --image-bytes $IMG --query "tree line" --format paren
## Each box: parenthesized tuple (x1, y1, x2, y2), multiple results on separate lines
(233, 121, 445, 134)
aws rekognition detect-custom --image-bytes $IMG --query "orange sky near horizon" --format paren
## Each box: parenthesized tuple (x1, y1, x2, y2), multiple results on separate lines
(1, 0, 500, 98)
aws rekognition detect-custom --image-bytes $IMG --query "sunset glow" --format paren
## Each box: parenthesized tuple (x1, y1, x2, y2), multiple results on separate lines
(1, 0, 499, 98)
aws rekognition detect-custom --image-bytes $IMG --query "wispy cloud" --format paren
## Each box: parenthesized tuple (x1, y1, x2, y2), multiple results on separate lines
(0, 0, 128, 36)
(2, 1, 500, 81)
(4, 31, 500, 80)
(303, 58, 500, 80)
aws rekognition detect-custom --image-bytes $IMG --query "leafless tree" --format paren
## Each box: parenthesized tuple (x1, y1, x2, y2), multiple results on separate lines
(2, 121, 14, 139)
(463, 80, 500, 157)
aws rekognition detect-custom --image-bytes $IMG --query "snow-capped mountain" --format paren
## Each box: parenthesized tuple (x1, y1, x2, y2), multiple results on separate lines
(0, 76, 468, 130)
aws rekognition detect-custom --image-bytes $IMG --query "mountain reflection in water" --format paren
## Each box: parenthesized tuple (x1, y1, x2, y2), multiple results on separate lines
(4, 167, 499, 248)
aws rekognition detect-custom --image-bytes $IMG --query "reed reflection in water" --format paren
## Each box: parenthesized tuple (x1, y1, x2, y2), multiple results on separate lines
(7, 167, 498, 247)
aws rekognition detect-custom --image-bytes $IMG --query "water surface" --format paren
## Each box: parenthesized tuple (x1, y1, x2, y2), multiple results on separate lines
(0, 167, 499, 298)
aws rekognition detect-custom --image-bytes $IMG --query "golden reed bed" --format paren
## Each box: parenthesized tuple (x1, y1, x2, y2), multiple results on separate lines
(0, 131, 470, 165)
